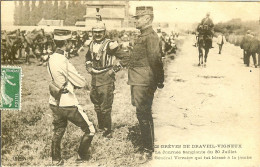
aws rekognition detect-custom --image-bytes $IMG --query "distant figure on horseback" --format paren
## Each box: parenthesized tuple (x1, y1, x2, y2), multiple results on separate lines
(197, 12, 214, 66)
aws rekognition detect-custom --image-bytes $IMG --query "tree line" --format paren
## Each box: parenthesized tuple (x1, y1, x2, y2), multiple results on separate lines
(214, 18, 260, 36)
(14, 1, 86, 26)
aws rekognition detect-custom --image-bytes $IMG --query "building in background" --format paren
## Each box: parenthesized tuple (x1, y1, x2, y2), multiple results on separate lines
(75, 21, 86, 27)
(84, 1, 134, 29)
(37, 18, 64, 26)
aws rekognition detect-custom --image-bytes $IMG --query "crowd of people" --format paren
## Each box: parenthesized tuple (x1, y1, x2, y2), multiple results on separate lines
(1, 29, 89, 65)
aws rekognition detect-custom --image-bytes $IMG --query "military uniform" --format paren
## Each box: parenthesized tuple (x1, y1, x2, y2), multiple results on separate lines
(197, 15, 214, 48)
(126, 6, 164, 153)
(85, 36, 121, 136)
(248, 36, 259, 67)
(240, 31, 256, 67)
(48, 29, 95, 164)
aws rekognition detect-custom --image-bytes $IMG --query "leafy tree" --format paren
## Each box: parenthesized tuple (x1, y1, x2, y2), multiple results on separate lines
(23, 1, 30, 25)
(30, 1, 37, 26)
(43, 1, 54, 20)
(53, 1, 59, 20)
(65, 1, 77, 25)
(75, 1, 86, 22)
(58, 1, 67, 21)
(36, 1, 44, 25)
(19, 1, 24, 25)
(14, 1, 20, 25)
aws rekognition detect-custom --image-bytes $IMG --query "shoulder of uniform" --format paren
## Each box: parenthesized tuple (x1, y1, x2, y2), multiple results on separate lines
(84, 40, 93, 46)
(107, 40, 119, 50)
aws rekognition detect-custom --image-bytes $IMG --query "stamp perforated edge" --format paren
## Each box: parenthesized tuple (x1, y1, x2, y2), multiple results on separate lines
(0, 65, 22, 111)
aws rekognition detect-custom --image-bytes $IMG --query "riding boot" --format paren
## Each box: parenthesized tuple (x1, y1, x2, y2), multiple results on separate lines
(103, 112, 112, 137)
(138, 118, 154, 152)
(78, 134, 93, 160)
(94, 105, 104, 131)
(51, 140, 62, 162)
(96, 112, 104, 130)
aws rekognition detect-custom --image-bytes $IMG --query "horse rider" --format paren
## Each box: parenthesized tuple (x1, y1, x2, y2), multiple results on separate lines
(217, 32, 226, 54)
(84, 10, 124, 138)
(197, 12, 214, 48)
(48, 29, 95, 165)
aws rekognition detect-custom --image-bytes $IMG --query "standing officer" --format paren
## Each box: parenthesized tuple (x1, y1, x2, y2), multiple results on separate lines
(85, 10, 122, 138)
(248, 33, 258, 68)
(217, 32, 226, 54)
(127, 6, 164, 163)
(240, 30, 254, 66)
(48, 29, 95, 165)
(198, 12, 214, 48)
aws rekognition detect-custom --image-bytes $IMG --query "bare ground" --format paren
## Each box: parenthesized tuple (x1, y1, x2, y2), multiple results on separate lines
(149, 35, 260, 167)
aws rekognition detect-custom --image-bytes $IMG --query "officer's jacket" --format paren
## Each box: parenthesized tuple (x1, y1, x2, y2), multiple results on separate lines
(85, 39, 120, 86)
(240, 34, 253, 51)
(127, 26, 164, 87)
(48, 49, 86, 106)
(249, 37, 260, 53)
(197, 17, 214, 37)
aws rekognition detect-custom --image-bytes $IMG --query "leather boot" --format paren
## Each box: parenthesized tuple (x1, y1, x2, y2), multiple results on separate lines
(96, 112, 104, 130)
(138, 119, 154, 152)
(78, 134, 93, 160)
(103, 112, 112, 137)
(51, 140, 62, 162)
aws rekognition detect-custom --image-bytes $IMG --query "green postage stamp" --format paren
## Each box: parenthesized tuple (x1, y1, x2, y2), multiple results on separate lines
(0, 66, 22, 110)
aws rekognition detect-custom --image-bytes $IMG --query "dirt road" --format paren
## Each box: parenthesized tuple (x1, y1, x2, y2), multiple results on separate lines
(150, 35, 260, 167)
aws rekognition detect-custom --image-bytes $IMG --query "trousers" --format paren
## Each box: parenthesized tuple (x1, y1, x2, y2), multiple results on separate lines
(218, 43, 223, 54)
(90, 83, 114, 132)
(50, 105, 94, 161)
(131, 85, 157, 152)
(246, 52, 257, 66)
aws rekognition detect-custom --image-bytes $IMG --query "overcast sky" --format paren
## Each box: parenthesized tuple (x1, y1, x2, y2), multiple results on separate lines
(1, 1, 260, 25)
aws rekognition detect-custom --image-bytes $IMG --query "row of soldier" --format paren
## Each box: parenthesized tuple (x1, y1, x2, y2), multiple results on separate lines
(1, 29, 89, 65)
(1, 27, 177, 66)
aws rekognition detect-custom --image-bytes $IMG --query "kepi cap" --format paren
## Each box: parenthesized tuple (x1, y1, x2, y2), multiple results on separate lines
(133, 6, 153, 17)
(54, 29, 72, 40)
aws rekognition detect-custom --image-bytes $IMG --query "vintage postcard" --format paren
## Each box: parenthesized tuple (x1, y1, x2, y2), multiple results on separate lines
(1, 1, 260, 167)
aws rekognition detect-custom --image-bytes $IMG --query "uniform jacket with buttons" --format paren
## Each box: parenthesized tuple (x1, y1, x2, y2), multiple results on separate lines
(249, 37, 260, 54)
(240, 34, 253, 51)
(48, 49, 86, 106)
(127, 26, 164, 87)
(85, 39, 122, 86)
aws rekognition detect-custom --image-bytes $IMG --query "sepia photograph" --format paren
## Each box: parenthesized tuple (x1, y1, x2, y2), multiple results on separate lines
(1, 0, 260, 166)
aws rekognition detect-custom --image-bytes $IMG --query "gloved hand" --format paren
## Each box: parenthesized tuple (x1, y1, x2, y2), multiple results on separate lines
(112, 64, 121, 73)
(108, 69, 115, 77)
(157, 83, 164, 89)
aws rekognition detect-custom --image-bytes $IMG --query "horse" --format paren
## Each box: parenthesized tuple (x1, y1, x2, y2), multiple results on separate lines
(37, 32, 56, 66)
(1, 30, 23, 64)
(21, 29, 46, 64)
(197, 34, 212, 66)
